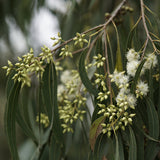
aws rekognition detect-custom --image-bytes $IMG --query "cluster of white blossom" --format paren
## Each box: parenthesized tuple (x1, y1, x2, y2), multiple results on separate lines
(97, 49, 158, 136)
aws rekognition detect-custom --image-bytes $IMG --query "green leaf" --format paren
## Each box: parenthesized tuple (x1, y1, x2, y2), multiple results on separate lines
(16, 108, 38, 144)
(128, 126, 137, 160)
(79, 50, 99, 96)
(133, 112, 144, 160)
(145, 98, 160, 160)
(145, 98, 159, 139)
(126, 17, 141, 50)
(41, 62, 63, 142)
(49, 134, 62, 160)
(89, 116, 105, 151)
(133, 127, 144, 160)
(41, 63, 54, 121)
(113, 22, 123, 72)
(131, 59, 146, 93)
(115, 134, 119, 160)
(117, 132, 124, 160)
(5, 81, 21, 160)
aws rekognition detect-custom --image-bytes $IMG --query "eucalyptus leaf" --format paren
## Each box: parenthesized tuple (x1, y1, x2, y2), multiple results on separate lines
(79, 50, 99, 96)
(89, 116, 105, 151)
(5, 81, 21, 160)
(128, 126, 137, 160)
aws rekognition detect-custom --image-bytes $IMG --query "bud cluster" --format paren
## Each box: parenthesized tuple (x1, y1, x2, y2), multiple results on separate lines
(36, 113, 50, 128)
(93, 54, 106, 68)
(3, 47, 55, 88)
(51, 32, 62, 46)
(58, 70, 87, 133)
(73, 32, 88, 48)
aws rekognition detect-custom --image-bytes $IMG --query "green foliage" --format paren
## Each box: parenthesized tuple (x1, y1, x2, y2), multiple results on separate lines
(3, 0, 160, 159)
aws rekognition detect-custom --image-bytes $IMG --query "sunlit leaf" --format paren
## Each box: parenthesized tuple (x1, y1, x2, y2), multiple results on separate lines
(89, 116, 105, 151)
(112, 21, 123, 72)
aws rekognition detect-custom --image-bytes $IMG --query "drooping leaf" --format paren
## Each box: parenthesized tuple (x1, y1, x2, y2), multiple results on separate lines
(89, 116, 105, 151)
(126, 17, 141, 50)
(79, 50, 99, 96)
(145, 98, 160, 160)
(112, 21, 123, 72)
(49, 63, 64, 147)
(117, 132, 124, 160)
(16, 108, 38, 144)
(128, 126, 137, 160)
(5, 81, 21, 160)
(133, 111, 144, 160)
(115, 134, 119, 160)
(41, 63, 54, 121)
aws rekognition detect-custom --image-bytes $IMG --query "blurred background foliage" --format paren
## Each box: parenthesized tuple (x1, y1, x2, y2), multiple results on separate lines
(0, 0, 160, 159)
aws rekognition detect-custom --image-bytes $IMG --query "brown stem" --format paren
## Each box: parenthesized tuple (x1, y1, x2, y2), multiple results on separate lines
(140, 0, 157, 59)
(51, 0, 127, 54)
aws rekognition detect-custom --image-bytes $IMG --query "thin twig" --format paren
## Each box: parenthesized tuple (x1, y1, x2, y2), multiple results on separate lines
(140, 0, 157, 59)
(51, 0, 126, 54)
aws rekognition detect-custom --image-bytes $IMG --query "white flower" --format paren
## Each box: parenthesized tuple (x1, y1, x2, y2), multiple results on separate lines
(127, 94, 137, 109)
(136, 81, 149, 96)
(61, 70, 72, 84)
(116, 88, 130, 104)
(127, 60, 140, 77)
(118, 75, 129, 87)
(143, 53, 158, 70)
(111, 70, 125, 85)
(126, 49, 140, 62)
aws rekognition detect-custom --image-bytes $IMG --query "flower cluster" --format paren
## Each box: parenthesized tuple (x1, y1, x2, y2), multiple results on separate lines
(36, 113, 50, 128)
(94, 49, 157, 137)
(58, 70, 87, 133)
(126, 49, 158, 76)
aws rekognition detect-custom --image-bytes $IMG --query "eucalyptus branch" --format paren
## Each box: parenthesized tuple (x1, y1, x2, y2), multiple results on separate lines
(51, 0, 126, 55)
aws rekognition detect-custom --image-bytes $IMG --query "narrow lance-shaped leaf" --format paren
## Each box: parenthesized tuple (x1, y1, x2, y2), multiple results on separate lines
(89, 116, 105, 151)
(79, 50, 99, 96)
(115, 133, 119, 160)
(51, 63, 63, 143)
(117, 132, 124, 160)
(5, 81, 21, 160)
(126, 17, 141, 50)
(41, 63, 54, 121)
(128, 126, 137, 160)
(145, 98, 160, 160)
(112, 21, 123, 72)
